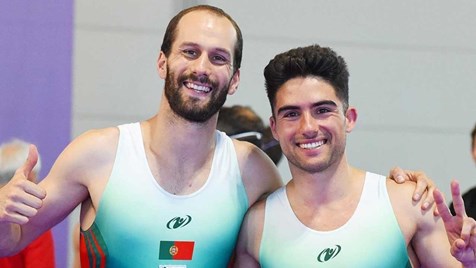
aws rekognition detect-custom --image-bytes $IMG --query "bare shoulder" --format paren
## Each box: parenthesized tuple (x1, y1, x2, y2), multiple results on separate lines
(41, 126, 120, 190)
(386, 179, 429, 243)
(386, 179, 417, 193)
(56, 127, 118, 169)
(69, 126, 119, 155)
(232, 139, 265, 164)
(24, 126, 121, 238)
(236, 197, 267, 263)
(232, 139, 282, 206)
(386, 179, 424, 215)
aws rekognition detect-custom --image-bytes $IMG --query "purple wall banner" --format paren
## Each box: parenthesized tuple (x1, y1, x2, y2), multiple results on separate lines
(0, 1, 74, 267)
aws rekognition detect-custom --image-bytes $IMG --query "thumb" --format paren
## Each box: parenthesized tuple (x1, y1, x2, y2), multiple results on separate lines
(19, 144, 39, 181)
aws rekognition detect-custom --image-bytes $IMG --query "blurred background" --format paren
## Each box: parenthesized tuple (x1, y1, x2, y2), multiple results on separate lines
(2, 1, 476, 267)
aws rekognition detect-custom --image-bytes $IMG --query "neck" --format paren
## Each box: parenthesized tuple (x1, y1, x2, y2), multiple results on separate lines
(287, 156, 362, 204)
(145, 97, 218, 165)
(140, 99, 219, 195)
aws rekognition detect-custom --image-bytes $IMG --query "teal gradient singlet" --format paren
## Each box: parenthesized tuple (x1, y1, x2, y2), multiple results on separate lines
(259, 172, 410, 267)
(80, 123, 249, 267)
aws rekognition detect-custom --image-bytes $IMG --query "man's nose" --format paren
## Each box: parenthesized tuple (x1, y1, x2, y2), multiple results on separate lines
(300, 112, 318, 137)
(191, 54, 212, 76)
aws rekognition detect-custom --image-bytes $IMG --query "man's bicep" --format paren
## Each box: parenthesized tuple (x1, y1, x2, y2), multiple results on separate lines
(234, 203, 264, 268)
(26, 132, 108, 240)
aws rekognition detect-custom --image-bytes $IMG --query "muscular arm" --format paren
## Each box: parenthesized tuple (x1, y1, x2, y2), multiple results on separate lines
(234, 201, 266, 268)
(0, 127, 118, 255)
(412, 214, 462, 267)
(388, 180, 461, 267)
(234, 140, 283, 207)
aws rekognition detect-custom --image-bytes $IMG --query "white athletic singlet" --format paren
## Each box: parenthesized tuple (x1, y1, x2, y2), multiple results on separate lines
(80, 123, 249, 268)
(259, 172, 410, 267)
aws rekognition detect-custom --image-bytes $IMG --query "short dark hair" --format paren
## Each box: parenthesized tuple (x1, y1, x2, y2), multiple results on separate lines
(264, 44, 349, 115)
(160, 5, 243, 73)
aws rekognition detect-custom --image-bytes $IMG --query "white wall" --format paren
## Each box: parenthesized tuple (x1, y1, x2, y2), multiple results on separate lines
(71, 0, 476, 265)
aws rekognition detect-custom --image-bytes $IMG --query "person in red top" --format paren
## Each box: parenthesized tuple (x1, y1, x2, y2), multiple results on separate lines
(0, 139, 55, 268)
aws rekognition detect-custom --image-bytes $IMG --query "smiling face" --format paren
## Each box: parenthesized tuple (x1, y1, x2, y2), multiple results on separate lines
(270, 76, 356, 174)
(157, 10, 240, 123)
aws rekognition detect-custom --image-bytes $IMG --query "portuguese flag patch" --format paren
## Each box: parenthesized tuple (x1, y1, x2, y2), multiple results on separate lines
(159, 241, 195, 260)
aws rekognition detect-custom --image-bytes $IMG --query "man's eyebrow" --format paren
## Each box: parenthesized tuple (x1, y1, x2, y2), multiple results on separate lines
(311, 100, 338, 108)
(276, 105, 300, 115)
(277, 100, 338, 115)
(179, 42, 199, 48)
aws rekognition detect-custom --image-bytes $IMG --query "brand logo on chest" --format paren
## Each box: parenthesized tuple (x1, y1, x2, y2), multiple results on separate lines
(317, 245, 342, 262)
(166, 215, 192, 229)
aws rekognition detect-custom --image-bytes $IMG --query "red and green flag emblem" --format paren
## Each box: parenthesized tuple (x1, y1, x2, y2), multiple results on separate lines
(159, 241, 195, 260)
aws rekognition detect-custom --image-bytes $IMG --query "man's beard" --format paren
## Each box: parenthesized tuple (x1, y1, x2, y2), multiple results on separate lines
(164, 69, 230, 123)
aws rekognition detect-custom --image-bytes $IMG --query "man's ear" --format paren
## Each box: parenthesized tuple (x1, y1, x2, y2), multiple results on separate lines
(345, 106, 358, 133)
(269, 115, 279, 141)
(157, 51, 167, 79)
(227, 69, 240, 95)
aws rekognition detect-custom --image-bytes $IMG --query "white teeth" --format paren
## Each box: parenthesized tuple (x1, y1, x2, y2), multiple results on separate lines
(299, 140, 325, 149)
(186, 82, 211, 93)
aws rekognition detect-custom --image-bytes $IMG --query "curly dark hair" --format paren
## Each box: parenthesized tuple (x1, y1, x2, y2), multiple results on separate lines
(264, 44, 349, 115)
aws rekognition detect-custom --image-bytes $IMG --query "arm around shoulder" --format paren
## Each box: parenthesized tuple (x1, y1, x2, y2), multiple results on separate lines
(234, 140, 283, 206)
(234, 140, 283, 207)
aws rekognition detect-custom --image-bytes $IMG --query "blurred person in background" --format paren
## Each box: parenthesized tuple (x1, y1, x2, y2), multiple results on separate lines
(450, 123, 476, 218)
(217, 105, 283, 165)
